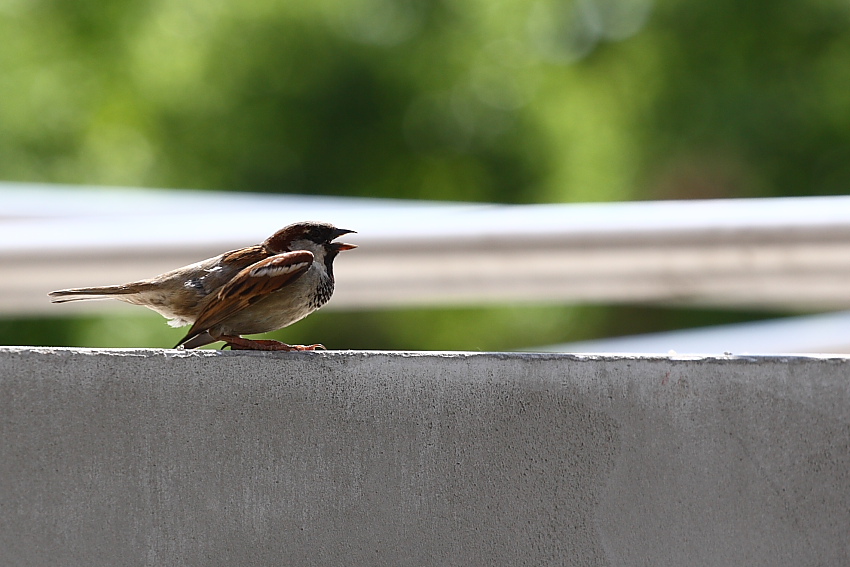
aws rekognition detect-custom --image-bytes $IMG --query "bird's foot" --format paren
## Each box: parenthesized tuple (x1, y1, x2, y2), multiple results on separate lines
(220, 335, 326, 351)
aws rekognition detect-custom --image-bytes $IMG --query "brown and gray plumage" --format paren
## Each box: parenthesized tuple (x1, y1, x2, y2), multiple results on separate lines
(48, 221, 356, 350)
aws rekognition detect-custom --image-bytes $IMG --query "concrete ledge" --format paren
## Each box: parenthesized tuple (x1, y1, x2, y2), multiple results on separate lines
(1, 347, 848, 566)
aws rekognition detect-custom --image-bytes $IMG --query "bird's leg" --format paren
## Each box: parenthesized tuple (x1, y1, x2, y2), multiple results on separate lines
(219, 335, 326, 351)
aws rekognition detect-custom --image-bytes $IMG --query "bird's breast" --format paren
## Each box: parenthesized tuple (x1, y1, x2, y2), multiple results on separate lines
(309, 279, 335, 310)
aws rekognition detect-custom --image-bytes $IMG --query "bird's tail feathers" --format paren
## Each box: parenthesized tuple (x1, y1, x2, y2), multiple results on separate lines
(48, 285, 137, 303)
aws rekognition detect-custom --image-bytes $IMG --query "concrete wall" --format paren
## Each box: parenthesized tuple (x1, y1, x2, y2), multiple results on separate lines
(1, 347, 848, 566)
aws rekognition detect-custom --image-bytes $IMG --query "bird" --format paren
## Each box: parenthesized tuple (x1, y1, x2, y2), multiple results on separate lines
(48, 221, 357, 351)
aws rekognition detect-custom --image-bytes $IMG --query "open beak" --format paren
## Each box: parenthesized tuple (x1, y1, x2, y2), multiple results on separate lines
(331, 228, 357, 252)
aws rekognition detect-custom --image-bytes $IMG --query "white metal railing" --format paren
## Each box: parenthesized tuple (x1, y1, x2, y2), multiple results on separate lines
(5, 181, 850, 315)
(540, 311, 850, 355)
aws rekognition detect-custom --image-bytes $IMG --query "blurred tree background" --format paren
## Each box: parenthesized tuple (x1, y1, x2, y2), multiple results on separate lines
(2, 0, 849, 349)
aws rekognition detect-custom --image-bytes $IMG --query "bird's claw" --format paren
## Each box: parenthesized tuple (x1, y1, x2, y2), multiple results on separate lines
(220, 336, 326, 351)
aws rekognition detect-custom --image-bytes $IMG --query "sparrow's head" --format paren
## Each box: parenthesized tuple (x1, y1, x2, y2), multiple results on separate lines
(264, 222, 357, 261)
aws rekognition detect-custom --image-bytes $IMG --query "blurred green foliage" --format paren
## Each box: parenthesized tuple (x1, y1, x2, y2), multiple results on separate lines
(1, 0, 845, 349)
(0, 305, 783, 351)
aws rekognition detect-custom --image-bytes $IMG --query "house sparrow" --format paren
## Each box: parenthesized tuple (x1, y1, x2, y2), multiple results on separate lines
(48, 221, 357, 350)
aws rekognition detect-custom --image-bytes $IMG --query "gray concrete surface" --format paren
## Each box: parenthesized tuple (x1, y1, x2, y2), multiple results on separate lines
(1, 347, 848, 566)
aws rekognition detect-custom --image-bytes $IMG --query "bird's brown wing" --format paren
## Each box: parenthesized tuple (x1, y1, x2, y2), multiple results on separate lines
(176, 251, 313, 348)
